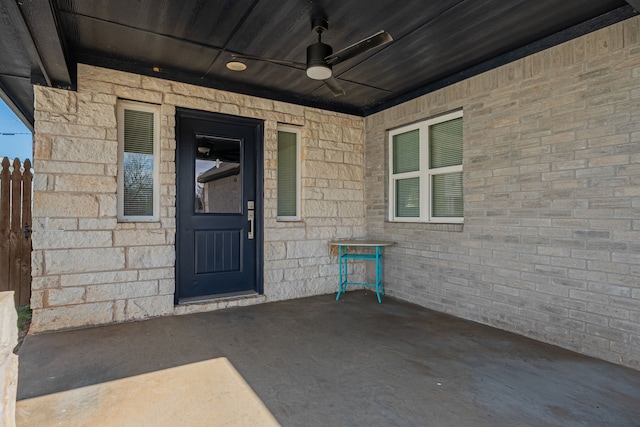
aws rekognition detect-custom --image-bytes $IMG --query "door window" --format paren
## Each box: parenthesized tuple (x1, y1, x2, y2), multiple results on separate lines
(194, 136, 242, 214)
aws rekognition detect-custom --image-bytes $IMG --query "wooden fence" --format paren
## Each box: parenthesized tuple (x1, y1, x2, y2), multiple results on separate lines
(0, 157, 32, 306)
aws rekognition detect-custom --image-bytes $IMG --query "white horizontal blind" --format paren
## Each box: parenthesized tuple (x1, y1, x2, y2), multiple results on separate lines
(396, 177, 420, 217)
(393, 129, 419, 174)
(277, 129, 299, 219)
(432, 172, 463, 217)
(429, 117, 463, 218)
(392, 129, 420, 218)
(429, 117, 462, 169)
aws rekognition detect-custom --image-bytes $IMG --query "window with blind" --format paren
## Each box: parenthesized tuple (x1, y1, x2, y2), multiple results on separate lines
(117, 101, 160, 222)
(389, 110, 463, 223)
(277, 125, 301, 220)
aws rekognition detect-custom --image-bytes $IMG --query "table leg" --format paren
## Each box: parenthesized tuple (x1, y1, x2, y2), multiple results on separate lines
(375, 245, 382, 303)
(336, 245, 344, 301)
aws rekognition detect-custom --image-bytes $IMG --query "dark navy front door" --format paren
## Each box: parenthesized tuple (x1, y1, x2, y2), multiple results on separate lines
(176, 109, 263, 302)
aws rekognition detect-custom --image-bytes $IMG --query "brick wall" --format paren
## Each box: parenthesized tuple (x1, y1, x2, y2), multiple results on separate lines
(31, 64, 365, 332)
(365, 17, 640, 369)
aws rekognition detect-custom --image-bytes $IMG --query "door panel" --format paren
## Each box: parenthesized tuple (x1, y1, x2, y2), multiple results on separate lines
(195, 229, 241, 274)
(176, 109, 263, 302)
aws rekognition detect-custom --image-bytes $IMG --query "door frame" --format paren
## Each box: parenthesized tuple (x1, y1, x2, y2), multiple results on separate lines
(174, 108, 264, 304)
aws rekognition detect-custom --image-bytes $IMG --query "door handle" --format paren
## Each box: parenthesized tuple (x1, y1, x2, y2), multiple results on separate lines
(248, 210, 255, 240)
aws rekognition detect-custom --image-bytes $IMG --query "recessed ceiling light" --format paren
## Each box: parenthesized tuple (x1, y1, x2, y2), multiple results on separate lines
(226, 61, 247, 71)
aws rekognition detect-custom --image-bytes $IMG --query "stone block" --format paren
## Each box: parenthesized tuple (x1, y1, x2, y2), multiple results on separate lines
(34, 193, 99, 218)
(79, 64, 140, 87)
(163, 93, 216, 111)
(44, 248, 125, 275)
(77, 101, 116, 127)
(30, 290, 44, 309)
(33, 230, 112, 250)
(141, 76, 172, 92)
(127, 246, 175, 269)
(0, 354, 17, 427)
(273, 101, 304, 116)
(286, 240, 324, 259)
(245, 97, 273, 110)
(47, 287, 86, 306)
(219, 103, 240, 116)
(303, 200, 337, 218)
(97, 194, 117, 217)
(113, 300, 126, 323)
(125, 295, 173, 320)
(35, 86, 76, 113)
(158, 279, 175, 295)
(265, 269, 284, 283)
(36, 121, 106, 139)
(31, 276, 60, 292)
(31, 302, 114, 332)
(78, 218, 118, 230)
(86, 281, 158, 302)
(51, 137, 117, 163)
(33, 160, 106, 175)
(31, 251, 43, 277)
(138, 268, 174, 281)
(32, 174, 48, 192)
(265, 242, 286, 261)
(113, 230, 166, 247)
(61, 270, 138, 287)
(0, 293, 17, 356)
(55, 174, 116, 194)
(114, 86, 163, 104)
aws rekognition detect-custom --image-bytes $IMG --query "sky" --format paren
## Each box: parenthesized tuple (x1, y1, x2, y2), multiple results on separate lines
(0, 99, 32, 161)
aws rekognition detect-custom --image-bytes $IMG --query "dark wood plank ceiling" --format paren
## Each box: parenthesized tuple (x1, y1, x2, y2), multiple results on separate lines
(0, 0, 637, 124)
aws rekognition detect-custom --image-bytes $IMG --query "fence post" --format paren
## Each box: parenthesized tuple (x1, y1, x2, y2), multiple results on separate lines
(9, 159, 22, 306)
(0, 158, 10, 294)
(20, 159, 32, 306)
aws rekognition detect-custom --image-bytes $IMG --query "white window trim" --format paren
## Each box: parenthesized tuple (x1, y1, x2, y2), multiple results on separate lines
(276, 124, 301, 221)
(117, 100, 161, 222)
(389, 110, 463, 224)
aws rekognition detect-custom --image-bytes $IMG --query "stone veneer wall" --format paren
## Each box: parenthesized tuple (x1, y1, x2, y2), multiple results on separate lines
(0, 292, 17, 427)
(365, 17, 640, 369)
(31, 64, 366, 332)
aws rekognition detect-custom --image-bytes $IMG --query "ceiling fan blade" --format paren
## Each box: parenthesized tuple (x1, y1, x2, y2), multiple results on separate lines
(231, 54, 306, 70)
(323, 77, 345, 97)
(325, 30, 393, 65)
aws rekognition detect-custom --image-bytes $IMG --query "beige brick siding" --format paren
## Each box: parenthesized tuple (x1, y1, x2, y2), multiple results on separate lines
(31, 64, 366, 332)
(364, 17, 640, 369)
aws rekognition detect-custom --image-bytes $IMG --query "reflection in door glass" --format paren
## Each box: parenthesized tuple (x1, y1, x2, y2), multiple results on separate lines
(195, 136, 242, 214)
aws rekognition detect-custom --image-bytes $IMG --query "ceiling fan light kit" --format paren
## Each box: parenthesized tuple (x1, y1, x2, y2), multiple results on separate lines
(306, 43, 332, 79)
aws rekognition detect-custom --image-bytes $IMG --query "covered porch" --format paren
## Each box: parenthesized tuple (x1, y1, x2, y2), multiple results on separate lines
(16, 292, 640, 426)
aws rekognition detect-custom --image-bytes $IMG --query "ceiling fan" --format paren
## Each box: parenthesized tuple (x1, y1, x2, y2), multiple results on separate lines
(228, 18, 393, 97)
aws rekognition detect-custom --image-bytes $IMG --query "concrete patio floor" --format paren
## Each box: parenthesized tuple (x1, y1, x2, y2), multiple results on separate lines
(16, 291, 640, 426)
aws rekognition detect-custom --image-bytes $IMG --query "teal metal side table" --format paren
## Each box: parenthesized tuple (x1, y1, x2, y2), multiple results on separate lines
(329, 240, 394, 303)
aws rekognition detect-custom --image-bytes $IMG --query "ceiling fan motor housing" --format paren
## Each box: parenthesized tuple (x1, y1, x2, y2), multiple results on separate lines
(306, 17, 332, 80)
(306, 41, 333, 80)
